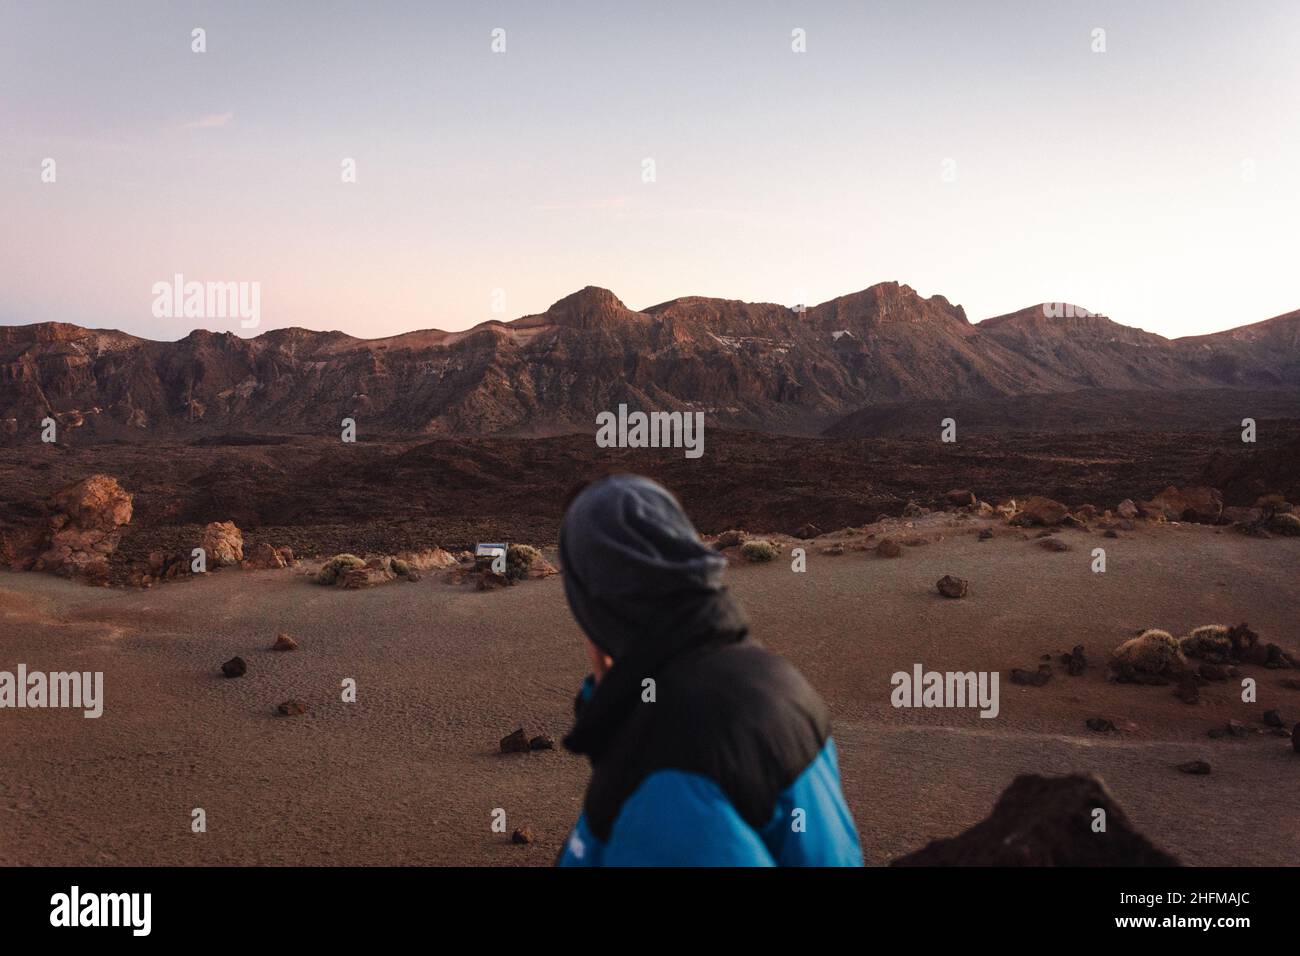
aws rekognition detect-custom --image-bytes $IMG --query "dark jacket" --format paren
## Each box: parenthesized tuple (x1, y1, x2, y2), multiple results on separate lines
(556, 474, 861, 866)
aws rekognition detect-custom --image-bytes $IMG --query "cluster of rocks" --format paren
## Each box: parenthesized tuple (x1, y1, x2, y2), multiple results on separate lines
(499, 728, 555, 753)
(314, 548, 460, 589)
(1011, 646, 1088, 686)
(128, 521, 297, 588)
(219, 632, 307, 716)
(441, 544, 559, 591)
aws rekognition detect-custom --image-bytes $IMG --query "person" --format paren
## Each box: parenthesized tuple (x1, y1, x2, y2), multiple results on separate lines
(555, 473, 862, 866)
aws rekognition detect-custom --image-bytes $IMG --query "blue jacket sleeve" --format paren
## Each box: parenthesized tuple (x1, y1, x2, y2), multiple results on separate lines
(600, 770, 777, 866)
(759, 738, 863, 866)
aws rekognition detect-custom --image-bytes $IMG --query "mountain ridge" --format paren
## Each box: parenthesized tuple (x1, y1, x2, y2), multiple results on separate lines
(2, 282, 1298, 442)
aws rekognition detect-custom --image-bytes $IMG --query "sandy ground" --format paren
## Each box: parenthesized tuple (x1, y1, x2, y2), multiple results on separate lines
(1, 517, 1298, 866)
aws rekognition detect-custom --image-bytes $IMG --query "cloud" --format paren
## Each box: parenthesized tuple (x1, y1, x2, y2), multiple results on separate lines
(179, 112, 234, 130)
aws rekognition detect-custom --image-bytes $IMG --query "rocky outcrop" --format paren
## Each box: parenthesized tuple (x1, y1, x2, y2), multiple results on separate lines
(891, 773, 1180, 866)
(32, 475, 133, 585)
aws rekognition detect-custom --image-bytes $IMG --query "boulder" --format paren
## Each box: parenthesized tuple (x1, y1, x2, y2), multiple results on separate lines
(201, 521, 243, 567)
(1116, 499, 1139, 519)
(890, 773, 1180, 866)
(241, 542, 288, 570)
(1138, 486, 1223, 524)
(33, 475, 134, 585)
(945, 489, 976, 508)
(1012, 496, 1069, 527)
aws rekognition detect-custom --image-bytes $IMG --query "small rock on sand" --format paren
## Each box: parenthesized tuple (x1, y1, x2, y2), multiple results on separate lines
(271, 632, 298, 651)
(936, 575, 968, 599)
(1176, 760, 1211, 775)
(977, 528, 993, 540)
(221, 656, 247, 678)
(277, 698, 308, 717)
(819, 543, 845, 556)
(528, 734, 555, 751)
(1085, 717, 1114, 733)
(1038, 537, 1069, 552)
(1010, 665, 1052, 686)
(511, 826, 535, 845)
(1062, 645, 1087, 676)
(500, 728, 531, 753)
(1263, 709, 1285, 728)
(876, 538, 902, 558)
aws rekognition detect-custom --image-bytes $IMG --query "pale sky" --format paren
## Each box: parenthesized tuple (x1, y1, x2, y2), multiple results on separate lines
(2, 0, 1297, 341)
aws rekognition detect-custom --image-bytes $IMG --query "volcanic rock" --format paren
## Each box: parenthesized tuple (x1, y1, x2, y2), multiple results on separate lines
(528, 734, 555, 751)
(271, 633, 298, 651)
(945, 489, 976, 508)
(1138, 486, 1223, 524)
(221, 656, 247, 678)
(1010, 665, 1052, 686)
(1263, 709, 1285, 728)
(201, 520, 243, 567)
(277, 698, 308, 717)
(1176, 760, 1211, 775)
(1117, 499, 1139, 519)
(1085, 717, 1114, 733)
(890, 773, 1180, 866)
(242, 542, 288, 570)
(511, 826, 535, 845)
(1062, 645, 1087, 676)
(793, 523, 822, 539)
(977, 528, 993, 540)
(33, 475, 133, 585)
(1012, 496, 1069, 527)
(876, 538, 902, 558)
(936, 575, 968, 598)
(499, 729, 530, 753)
(1037, 537, 1069, 552)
